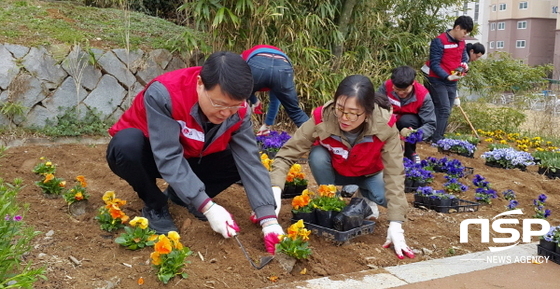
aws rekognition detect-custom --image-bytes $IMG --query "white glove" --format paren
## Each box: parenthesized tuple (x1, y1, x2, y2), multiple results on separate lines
(382, 222, 415, 259)
(262, 221, 285, 254)
(272, 186, 282, 217)
(399, 127, 414, 138)
(203, 202, 239, 238)
(454, 97, 461, 107)
(447, 74, 462, 81)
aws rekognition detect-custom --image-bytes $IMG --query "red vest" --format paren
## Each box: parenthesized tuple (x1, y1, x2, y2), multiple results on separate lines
(425, 32, 465, 79)
(385, 80, 428, 120)
(313, 107, 395, 177)
(108, 67, 247, 158)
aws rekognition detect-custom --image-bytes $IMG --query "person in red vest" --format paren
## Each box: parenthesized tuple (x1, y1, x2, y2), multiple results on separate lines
(105, 51, 284, 254)
(423, 15, 473, 142)
(378, 66, 436, 163)
(270, 75, 415, 259)
(241, 45, 309, 135)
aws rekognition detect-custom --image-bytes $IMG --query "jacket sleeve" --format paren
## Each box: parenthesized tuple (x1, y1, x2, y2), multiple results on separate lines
(229, 111, 276, 220)
(270, 117, 316, 190)
(377, 83, 388, 96)
(417, 93, 436, 140)
(428, 37, 450, 80)
(381, 127, 408, 222)
(144, 82, 210, 210)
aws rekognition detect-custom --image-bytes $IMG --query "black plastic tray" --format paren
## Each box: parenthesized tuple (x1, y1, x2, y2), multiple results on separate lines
(537, 245, 560, 265)
(413, 199, 479, 213)
(291, 219, 375, 243)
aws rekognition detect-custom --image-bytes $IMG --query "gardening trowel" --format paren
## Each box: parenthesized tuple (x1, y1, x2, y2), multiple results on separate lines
(234, 235, 274, 270)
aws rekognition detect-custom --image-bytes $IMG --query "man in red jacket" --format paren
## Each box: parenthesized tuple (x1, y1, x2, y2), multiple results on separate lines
(106, 51, 284, 254)
(378, 66, 436, 163)
(423, 15, 473, 142)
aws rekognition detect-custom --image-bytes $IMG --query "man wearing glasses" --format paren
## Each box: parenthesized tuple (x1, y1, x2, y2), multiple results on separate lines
(106, 51, 284, 254)
(378, 66, 436, 163)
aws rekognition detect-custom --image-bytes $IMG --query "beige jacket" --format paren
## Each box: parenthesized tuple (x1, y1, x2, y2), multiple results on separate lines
(270, 100, 408, 222)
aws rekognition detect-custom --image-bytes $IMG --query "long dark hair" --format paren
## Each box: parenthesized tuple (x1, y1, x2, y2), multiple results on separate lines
(333, 75, 391, 117)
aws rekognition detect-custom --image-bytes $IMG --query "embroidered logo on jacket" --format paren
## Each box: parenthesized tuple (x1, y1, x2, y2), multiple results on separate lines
(177, 120, 205, 142)
(388, 97, 401, 107)
(319, 141, 349, 159)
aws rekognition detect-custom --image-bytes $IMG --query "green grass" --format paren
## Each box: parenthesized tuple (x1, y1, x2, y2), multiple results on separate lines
(0, 0, 190, 51)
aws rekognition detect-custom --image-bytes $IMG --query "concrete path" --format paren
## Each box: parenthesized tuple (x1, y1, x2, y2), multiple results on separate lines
(263, 243, 558, 288)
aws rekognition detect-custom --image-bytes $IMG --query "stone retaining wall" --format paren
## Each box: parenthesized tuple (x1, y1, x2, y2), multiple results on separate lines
(0, 43, 187, 128)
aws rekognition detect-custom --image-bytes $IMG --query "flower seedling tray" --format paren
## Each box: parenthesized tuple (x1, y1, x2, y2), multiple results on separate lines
(537, 245, 560, 265)
(291, 219, 375, 243)
(413, 199, 479, 213)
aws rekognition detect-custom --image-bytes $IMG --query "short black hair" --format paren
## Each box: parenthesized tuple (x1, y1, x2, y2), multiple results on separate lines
(454, 15, 474, 33)
(199, 51, 254, 101)
(391, 66, 416, 88)
(467, 42, 485, 55)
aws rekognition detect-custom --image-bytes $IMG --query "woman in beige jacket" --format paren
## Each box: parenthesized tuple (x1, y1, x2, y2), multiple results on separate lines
(270, 75, 415, 259)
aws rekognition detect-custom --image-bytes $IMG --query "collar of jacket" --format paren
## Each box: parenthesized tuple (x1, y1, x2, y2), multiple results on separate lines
(314, 100, 395, 145)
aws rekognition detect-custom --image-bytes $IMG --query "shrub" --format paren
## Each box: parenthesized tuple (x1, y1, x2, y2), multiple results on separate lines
(0, 178, 46, 288)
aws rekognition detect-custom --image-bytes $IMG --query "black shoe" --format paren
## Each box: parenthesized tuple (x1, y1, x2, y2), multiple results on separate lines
(141, 205, 178, 234)
(164, 187, 208, 221)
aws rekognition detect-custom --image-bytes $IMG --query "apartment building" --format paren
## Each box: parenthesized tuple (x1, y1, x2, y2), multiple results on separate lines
(487, 0, 559, 78)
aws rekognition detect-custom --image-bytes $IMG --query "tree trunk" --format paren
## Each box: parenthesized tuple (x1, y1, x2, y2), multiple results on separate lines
(332, 0, 358, 69)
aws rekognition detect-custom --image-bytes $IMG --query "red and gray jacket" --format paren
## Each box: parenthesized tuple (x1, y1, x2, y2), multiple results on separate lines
(384, 80, 429, 120)
(312, 106, 396, 177)
(108, 67, 247, 158)
(425, 31, 466, 80)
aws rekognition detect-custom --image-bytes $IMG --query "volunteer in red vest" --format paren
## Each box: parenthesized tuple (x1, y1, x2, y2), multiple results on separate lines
(241, 45, 309, 135)
(378, 66, 436, 163)
(106, 51, 284, 254)
(423, 15, 473, 142)
(270, 75, 415, 259)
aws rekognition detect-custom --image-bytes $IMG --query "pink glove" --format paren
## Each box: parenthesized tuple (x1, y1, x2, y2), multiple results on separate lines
(262, 223, 284, 254)
(460, 62, 469, 72)
(382, 222, 415, 259)
(203, 202, 240, 238)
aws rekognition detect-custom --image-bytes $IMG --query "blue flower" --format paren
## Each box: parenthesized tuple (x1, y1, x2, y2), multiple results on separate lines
(502, 189, 516, 201)
(506, 200, 518, 210)
(405, 129, 424, 144)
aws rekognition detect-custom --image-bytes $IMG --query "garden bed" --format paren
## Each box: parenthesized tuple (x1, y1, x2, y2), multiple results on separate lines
(2, 141, 559, 288)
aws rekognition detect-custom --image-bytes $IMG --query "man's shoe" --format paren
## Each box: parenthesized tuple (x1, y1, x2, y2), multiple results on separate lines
(164, 187, 208, 221)
(141, 206, 178, 234)
(411, 153, 421, 164)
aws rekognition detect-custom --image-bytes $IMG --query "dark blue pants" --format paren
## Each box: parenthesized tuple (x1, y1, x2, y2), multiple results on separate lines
(106, 128, 240, 209)
(426, 77, 457, 142)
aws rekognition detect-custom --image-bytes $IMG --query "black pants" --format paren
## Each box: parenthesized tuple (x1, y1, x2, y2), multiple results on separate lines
(106, 128, 240, 209)
(397, 114, 421, 159)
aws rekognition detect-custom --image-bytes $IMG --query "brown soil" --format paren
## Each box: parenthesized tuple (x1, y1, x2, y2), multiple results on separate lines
(2, 140, 559, 288)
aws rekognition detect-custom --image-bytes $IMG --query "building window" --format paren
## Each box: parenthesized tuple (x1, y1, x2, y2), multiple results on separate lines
(492, 4, 496, 11)
(497, 41, 504, 49)
(517, 21, 527, 29)
(491, 22, 496, 30)
(519, 2, 528, 9)
(474, 3, 479, 22)
(516, 40, 526, 48)
(499, 3, 507, 11)
(490, 41, 495, 49)
(498, 22, 505, 30)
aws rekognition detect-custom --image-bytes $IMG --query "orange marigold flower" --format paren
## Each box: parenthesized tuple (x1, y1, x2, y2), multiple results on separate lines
(43, 173, 54, 183)
(102, 191, 115, 203)
(286, 174, 295, 183)
(154, 235, 173, 254)
(59, 181, 66, 187)
(74, 192, 84, 201)
(292, 195, 310, 210)
(75, 175, 86, 185)
(150, 251, 162, 265)
(318, 184, 336, 197)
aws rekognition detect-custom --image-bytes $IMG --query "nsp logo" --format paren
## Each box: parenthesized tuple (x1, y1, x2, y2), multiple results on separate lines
(460, 209, 550, 252)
